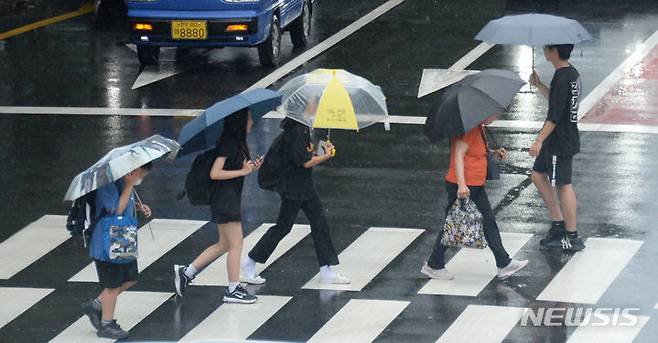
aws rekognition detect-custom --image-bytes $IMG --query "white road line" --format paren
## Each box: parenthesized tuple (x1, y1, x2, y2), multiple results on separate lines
(179, 295, 292, 342)
(566, 316, 650, 343)
(579, 30, 658, 120)
(418, 232, 533, 297)
(192, 224, 311, 286)
(0, 106, 202, 116)
(132, 62, 194, 90)
(436, 305, 528, 343)
(69, 219, 206, 283)
(417, 42, 495, 97)
(50, 291, 171, 343)
(0, 287, 54, 329)
(0, 215, 70, 279)
(4, 106, 658, 135)
(303, 227, 423, 291)
(246, 0, 405, 92)
(308, 299, 409, 343)
(537, 238, 643, 305)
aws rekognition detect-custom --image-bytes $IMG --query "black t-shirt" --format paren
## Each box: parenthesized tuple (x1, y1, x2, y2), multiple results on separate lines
(211, 137, 249, 214)
(544, 65, 581, 157)
(280, 122, 316, 201)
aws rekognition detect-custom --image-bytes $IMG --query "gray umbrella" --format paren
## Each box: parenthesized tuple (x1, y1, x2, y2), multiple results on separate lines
(475, 14, 592, 67)
(64, 135, 180, 201)
(424, 69, 525, 143)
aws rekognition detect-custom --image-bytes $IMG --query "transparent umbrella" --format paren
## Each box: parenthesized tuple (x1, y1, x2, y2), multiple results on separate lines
(278, 69, 388, 131)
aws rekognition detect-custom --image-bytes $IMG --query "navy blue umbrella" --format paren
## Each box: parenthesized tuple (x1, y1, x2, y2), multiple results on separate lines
(178, 88, 282, 156)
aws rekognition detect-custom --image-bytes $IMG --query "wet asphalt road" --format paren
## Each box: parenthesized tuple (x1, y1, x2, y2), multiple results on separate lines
(1, 0, 658, 342)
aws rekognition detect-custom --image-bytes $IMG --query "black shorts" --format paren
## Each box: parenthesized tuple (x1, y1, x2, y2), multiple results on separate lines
(212, 213, 241, 224)
(94, 259, 138, 289)
(532, 148, 574, 186)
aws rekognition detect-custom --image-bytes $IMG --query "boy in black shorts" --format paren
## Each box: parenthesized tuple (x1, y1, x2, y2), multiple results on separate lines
(528, 44, 585, 252)
(81, 163, 153, 339)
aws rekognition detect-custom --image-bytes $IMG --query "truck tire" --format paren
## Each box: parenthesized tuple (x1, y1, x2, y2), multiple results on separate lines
(290, 1, 311, 48)
(258, 15, 281, 67)
(137, 45, 160, 69)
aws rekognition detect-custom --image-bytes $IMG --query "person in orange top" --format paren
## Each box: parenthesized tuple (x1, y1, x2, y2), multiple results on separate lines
(421, 113, 529, 281)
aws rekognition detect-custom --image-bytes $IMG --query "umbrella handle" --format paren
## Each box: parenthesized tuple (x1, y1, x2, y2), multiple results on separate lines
(133, 189, 155, 241)
(326, 129, 336, 157)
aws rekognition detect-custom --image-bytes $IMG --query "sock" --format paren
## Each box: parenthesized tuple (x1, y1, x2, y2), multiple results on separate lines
(101, 319, 113, 325)
(184, 264, 198, 279)
(566, 231, 578, 238)
(92, 298, 102, 311)
(228, 282, 239, 293)
(320, 265, 336, 279)
(552, 220, 565, 228)
(241, 257, 256, 276)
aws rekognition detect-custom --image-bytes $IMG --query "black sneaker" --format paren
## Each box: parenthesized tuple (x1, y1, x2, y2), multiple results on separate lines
(540, 224, 566, 247)
(174, 264, 193, 298)
(97, 320, 129, 340)
(81, 299, 102, 330)
(223, 285, 257, 304)
(561, 235, 585, 252)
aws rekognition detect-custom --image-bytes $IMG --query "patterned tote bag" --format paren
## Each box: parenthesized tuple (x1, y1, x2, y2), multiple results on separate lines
(441, 198, 488, 249)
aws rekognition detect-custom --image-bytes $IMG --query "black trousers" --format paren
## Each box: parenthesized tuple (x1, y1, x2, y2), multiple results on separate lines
(249, 194, 340, 267)
(428, 182, 512, 269)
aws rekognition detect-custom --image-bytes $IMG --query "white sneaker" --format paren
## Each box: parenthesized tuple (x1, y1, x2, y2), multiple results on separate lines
(240, 273, 266, 285)
(497, 259, 529, 280)
(421, 263, 454, 280)
(319, 272, 351, 284)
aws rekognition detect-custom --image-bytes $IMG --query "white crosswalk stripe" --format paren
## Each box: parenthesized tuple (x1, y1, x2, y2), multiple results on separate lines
(0, 215, 70, 279)
(0, 287, 54, 329)
(308, 299, 410, 343)
(192, 224, 311, 286)
(436, 305, 528, 343)
(537, 238, 643, 304)
(179, 295, 292, 342)
(303, 227, 423, 291)
(418, 232, 533, 297)
(566, 315, 650, 343)
(50, 291, 171, 343)
(69, 219, 206, 283)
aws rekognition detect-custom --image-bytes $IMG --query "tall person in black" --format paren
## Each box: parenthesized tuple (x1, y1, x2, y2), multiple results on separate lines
(241, 113, 350, 285)
(173, 109, 262, 304)
(529, 44, 585, 252)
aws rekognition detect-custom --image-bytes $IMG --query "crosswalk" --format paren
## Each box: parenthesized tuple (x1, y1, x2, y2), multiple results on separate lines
(0, 215, 651, 342)
(193, 224, 311, 286)
(50, 291, 172, 343)
(418, 232, 533, 297)
(69, 219, 206, 283)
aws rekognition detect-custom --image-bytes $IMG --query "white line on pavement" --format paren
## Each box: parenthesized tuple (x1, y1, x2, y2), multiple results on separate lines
(436, 305, 528, 343)
(246, 0, 405, 92)
(417, 42, 494, 97)
(579, 30, 658, 120)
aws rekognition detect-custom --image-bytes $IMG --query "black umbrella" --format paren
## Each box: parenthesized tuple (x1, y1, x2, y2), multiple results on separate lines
(424, 69, 525, 142)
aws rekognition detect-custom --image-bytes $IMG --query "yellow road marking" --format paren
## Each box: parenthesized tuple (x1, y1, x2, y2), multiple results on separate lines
(0, 2, 95, 41)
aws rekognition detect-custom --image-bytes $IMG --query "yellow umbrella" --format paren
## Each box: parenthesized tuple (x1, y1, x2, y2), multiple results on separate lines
(277, 68, 389, 157)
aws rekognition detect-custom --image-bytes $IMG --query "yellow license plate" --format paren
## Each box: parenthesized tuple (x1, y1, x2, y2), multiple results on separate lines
(171, 21, 208, 40)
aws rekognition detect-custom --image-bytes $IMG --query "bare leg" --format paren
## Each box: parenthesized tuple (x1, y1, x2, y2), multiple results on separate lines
(220, 222, 244, 283)
(97, 281, 136, 304)
(557, 184, 578, 232)
(98, 288, 120, 321)
(532, 171, 563, 221)
(190, 225, 229, 271)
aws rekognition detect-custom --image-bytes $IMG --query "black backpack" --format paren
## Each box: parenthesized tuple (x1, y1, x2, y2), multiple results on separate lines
(66, 191, 98, 246)
(66, 181, 121, 246)
(185, 149, 217, 206)
(258, 131, 288, 191)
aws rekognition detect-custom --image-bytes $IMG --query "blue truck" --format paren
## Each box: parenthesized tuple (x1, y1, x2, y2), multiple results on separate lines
(127, 0, 313, 68)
